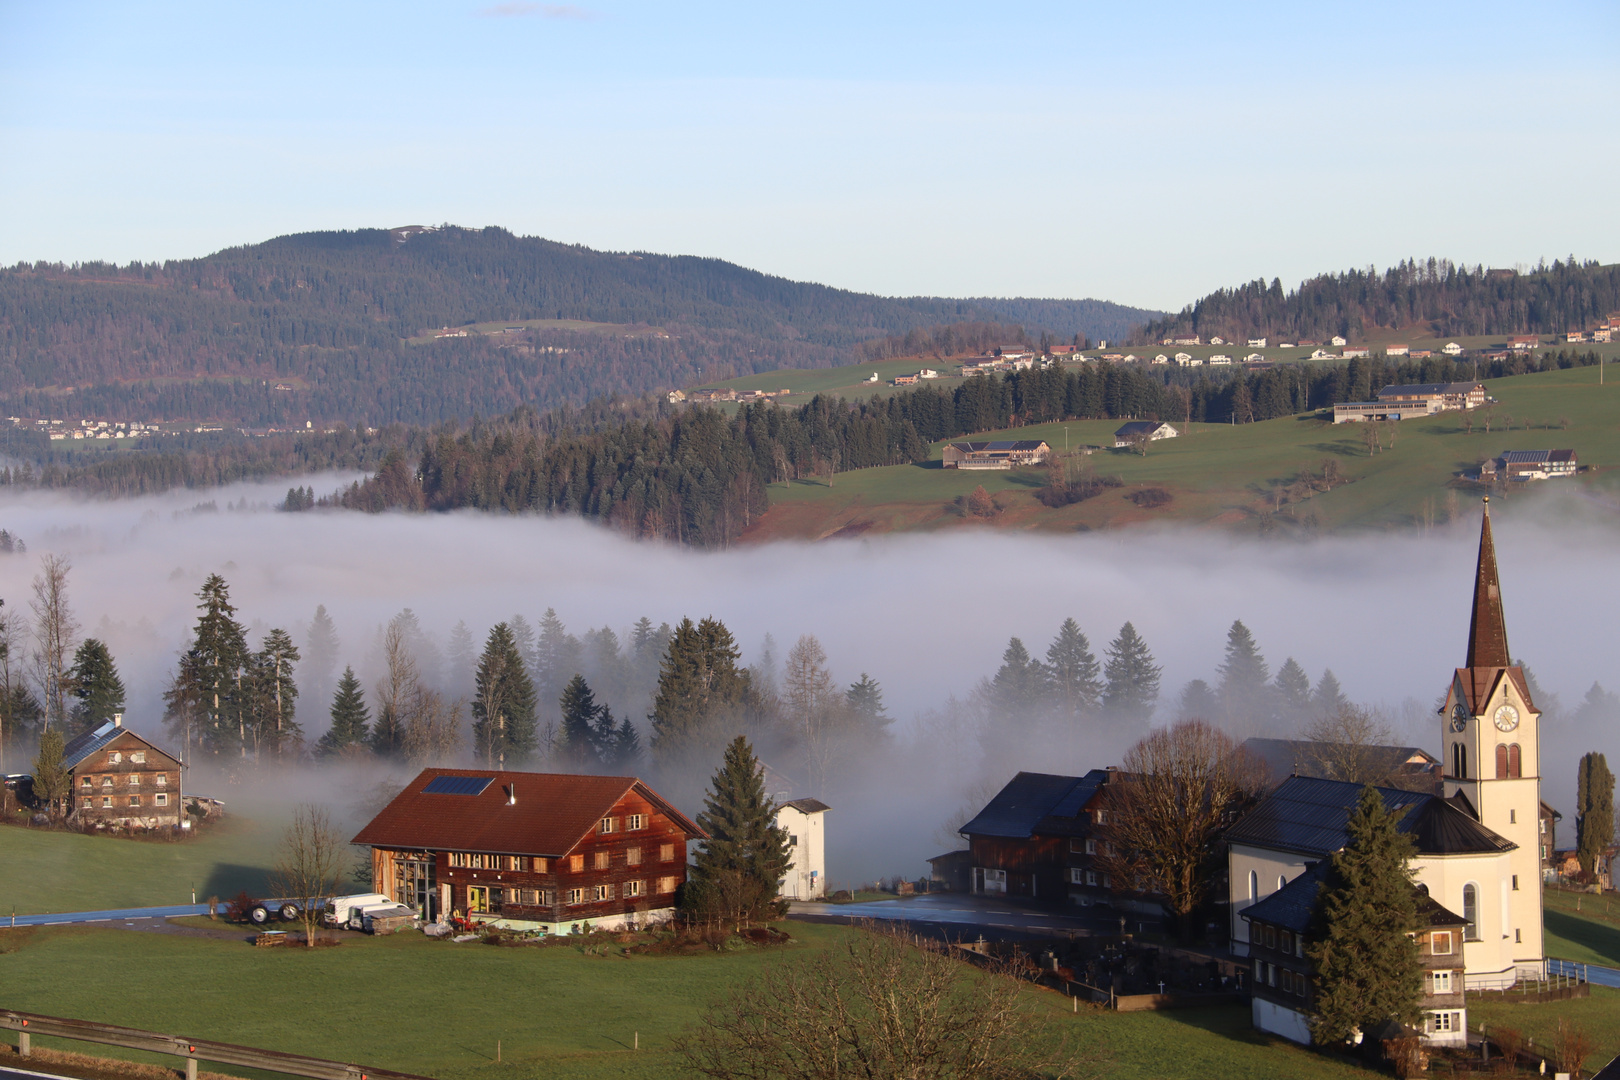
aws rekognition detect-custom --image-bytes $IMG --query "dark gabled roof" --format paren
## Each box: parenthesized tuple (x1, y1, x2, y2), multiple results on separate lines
(1224, 775, 1514, 858)
(1242, 738, 1435, 784)
(960, 771, 1088, 839)
(352, 768, 705, 856)
(780, 797, 831, 814)
(1033, 769, 1113, 836)
(1416, 891, 1468, 928)
(1243, 861, 1325, 933)
(1113, 421, 1167, 436)
(1378, 381, 1481, 397)
(947, 440, 1048, 453)
(61, 724, 178, 771)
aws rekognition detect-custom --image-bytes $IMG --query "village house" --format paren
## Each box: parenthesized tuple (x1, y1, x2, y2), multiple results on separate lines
(1209, 336, 1226, 346)
(1566, 331, 1586, 343)
(1386, 344, 1410, 357)
(1164, 334, 1202, 346)
(1310, 349, 1337, 361)
(1113, 420, 1178, 447)
(1341, 345, 1370, 359)
(1593, 328, 1613, 343)
(1244, 352, 1265, 363)
(891, 374, 919, 386)
(1508, 335, 1539, 351)
(1248, 337, 1267, 348)
(62, 717, 185, 830)
(1411, 349, 1433, 359)
(1379, 382, 1486, 412)
(352, 769, 705, 932)
(1297, 339, 1320, 348)
(940, 440, 1051, 469)
(1229, 501, 1547, 1042)
(666, 390, 686, 403)
(1479, 449, 1578, 483)
(1175, 352, 1198, 366)
(1152, 354, 1170, 365)
(1048, 345, 1079, 358)
(776, 798, 830, 900)
(918, 368, 941, 379)
(688, 387, 737, 403)
(1443, 342, 1464, 355)
(1330, 336, 1347, 347)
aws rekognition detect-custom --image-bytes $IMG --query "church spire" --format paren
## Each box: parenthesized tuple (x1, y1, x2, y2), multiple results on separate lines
(1466, 497, 1510, 669)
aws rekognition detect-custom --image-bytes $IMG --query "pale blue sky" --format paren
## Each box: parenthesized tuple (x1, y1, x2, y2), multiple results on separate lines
(2, 1, 1616, 309)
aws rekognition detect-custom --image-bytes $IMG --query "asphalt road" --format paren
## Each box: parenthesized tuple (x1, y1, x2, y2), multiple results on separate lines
(788, 892, 1158, 938)
(4, 904, 207, 927)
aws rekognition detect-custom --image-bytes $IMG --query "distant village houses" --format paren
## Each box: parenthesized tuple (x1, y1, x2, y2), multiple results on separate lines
(1332, 381, 1484, 424)
(1113, 420, 1178, 447)
(1479, 449, 1578, 483)
(940, 440, 1051, 469)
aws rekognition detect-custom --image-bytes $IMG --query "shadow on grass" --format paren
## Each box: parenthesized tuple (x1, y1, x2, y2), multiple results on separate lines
(200, 863, 275, 903)
(1548, 908, 1620, 966)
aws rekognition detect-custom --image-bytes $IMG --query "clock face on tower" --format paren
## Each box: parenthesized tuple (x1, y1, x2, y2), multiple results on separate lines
(1451, 702, 1469, 732)
(1493, 703, 1520, 732)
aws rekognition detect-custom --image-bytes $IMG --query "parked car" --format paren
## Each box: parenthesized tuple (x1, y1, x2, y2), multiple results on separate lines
(322, 893, 416, 931)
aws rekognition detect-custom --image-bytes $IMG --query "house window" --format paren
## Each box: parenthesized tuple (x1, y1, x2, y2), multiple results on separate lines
(566, 888, 584, 906)
(1508, 743, 1521, 778)
(599, 817, 617, 834)
(789, 834, 799, 846)
(570, 854, 584, 872)
(101, 796, 111, 807)
(108, 752, 121, 764)
(1086, 870, 1099, 886)
(128, 774, 141, 786)
(1462, 884, 1479, 941)
(657, 876, 677, 893)
(1511, 874, 1519, 891)
(1431, 931, 1452, 955)
(82, 797, 92, 808)
(1496, 743, 1509, 778)
(592, 884, 612, 902)
(625, 880, 644, 898)
(1515, 928, 1521, 943)
(1277, 874, 1286, 892)
(626, 847, 642, 865)
(1280, 931, 1292, 954)
(594, 851, 610, 870)
(129, 795, 140, 807)
(1509, 809, 1516, 824)
(131, 751, 145, 764)
(155, 794, 167, 806)
(1085, 839, 1097, 855)
(101, 777, 113, 788)
(660, 843, 676, 861)
(1069, 868, 1085, 885)
(1427, 1012, 1456, 1034)
(627, 814, 645, 830)
(506, 856, 525, 871)
(1248, 870, 1258, 902)
(1428, 970, 1453, 994)
(1094, 810, 1106, 825)
(155, 774, 167, 787)
(80, 777, 91, 789)
(505, 887, 523, 904)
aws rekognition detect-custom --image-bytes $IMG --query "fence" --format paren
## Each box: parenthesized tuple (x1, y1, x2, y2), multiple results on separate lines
(1, 1009, 433, 1080)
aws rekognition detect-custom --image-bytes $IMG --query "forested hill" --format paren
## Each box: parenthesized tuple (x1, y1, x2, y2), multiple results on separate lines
(1134, 258, 1620, 345)
(0, 225, 1159, 426)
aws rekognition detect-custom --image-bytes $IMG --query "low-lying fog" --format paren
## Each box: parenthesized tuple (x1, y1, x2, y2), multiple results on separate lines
(0, 475, 1612, 886)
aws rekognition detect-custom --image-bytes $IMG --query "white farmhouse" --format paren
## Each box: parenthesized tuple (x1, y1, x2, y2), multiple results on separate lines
(776, 798, 830, 900)
(1444, 342, 1464, 356)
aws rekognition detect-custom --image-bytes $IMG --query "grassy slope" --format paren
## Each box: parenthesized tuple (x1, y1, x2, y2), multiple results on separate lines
(743, 366, 1620, 542)
(0, 817, 284, 915)
(0, 923, 1377, 1080)
(1470, 986, 1618, 1076)
(1543, 888, 1620, 967)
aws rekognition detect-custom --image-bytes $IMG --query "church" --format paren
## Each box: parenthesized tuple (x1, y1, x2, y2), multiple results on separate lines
(1227, 498, 1544, 1045)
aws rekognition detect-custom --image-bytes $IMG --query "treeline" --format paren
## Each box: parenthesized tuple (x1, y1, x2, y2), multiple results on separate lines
(1136, 257, 1620, 344)
(0, 226, 1158, 426)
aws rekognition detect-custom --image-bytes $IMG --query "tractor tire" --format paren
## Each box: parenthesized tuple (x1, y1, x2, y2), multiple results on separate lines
(278, 903, 300, 922)
(248, 905, 270, 924)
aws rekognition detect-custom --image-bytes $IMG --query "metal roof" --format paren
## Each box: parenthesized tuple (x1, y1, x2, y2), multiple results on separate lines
(1244, 861, 1468, 935)
(780, 797, 831, 814)
(60, 723, 178, 772)
(1241, 738, 1436, 784)
(960, 771, 1089, 839)
(1113, 421, 1166, 436)
(1224, 775, 1515, 858)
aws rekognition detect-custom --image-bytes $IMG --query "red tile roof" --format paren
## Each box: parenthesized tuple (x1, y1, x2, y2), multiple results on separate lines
(352, 768, 705, 856)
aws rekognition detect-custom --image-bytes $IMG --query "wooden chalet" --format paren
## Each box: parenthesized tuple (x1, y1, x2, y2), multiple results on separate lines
(940, 440, 1050, 470)
(352, 768, 705, 933)
(62, 717, 185, 830)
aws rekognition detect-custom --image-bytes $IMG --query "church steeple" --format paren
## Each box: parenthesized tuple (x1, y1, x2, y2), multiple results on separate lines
(1466, 497, 1510, 669)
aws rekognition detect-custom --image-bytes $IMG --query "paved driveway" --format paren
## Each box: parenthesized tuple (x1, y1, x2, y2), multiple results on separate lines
(789, 892, 1157, 937)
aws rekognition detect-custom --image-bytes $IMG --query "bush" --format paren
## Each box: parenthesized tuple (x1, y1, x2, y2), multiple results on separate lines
(1127, 487, 1172, 508)
(223, 891, 259, 923)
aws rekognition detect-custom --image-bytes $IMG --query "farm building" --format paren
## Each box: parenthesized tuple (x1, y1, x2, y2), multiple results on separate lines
(1241, 737, 1440, 794)
(353, 769, 705, 932)
(776, 797, 830, 900)
(1112, 421, 1178, 447)
(1480, 449, 1577, 482)
(940, 440, 1050, 469)
(62, 717, 185, 830)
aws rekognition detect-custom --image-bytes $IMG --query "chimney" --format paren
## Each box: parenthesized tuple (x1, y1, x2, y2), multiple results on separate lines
(113, 712, 123, 728)
(504, 783, 515, 806)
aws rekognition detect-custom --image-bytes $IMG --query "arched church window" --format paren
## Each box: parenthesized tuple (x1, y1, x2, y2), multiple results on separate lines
(1248, 870, 1258, 902)
(1508, 743, 1521, 778)
(1462, 883, 1479, 941)
(1278, 874, 1287, 892)
(1452, 742, 1468, 779)
(1496, 744, 1509, 778)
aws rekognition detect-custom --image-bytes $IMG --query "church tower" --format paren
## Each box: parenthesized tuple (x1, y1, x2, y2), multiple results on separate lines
(1440, 497, 1544, 980)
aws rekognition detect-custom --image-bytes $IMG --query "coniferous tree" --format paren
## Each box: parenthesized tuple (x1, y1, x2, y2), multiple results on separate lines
(1577, 753, 1615, 879)
(301, 604, 340, 720)
(845, 673, 891, 739)
(67, 638, 125, 738)
(248, 628, 300, 757)
(649, 617, 753, 773)
(446, 619, 477, 702)
(1177, 678, 1219, 720)
(509, 614, 539, 679)
(1045, 617, 1102, 719)
(557, 673, 602, 770)
(316, 667, 371, 757)
(989, 637, 1046, 715)
(1102, 621, 1161, 722)
(1308, 786, 1424, 1044)
(685, 734, 792, 928)
(1312, 669, 1349, 719)
(1217, 619, 1271, 728)
(607, 715, 643, 771)
(472, 622, 538, 767)
(1273, 658, 1312, 721)
(184, 574, 250, 757)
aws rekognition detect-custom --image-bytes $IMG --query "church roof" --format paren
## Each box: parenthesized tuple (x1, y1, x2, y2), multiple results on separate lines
(1466, 498, 1511, 669)
(1224, 775, 1515, 859)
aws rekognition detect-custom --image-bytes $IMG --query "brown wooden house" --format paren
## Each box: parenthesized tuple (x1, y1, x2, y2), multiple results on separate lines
(352, 768, 706, 933)
(62, 717, 185, 830)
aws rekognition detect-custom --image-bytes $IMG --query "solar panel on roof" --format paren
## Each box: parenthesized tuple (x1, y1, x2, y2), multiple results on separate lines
(422, 775, 494, 795)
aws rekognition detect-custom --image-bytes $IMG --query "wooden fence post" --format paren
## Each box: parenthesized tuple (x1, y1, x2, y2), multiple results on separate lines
(18, 1031, 29, 1057)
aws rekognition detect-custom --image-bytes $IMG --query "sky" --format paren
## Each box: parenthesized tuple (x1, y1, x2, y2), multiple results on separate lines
(2, 1, 1617, 311)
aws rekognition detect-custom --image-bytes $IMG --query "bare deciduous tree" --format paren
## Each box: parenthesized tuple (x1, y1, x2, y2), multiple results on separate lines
(1302, 703, 1402, 787)
(784, 634, 846, 795)
(403, 688, 465, 765)
(30, 554, 78, 730)
(677, 922, 1086, 1080)
(269, 804, 347, 948)
(1100, 720, 1267, 938)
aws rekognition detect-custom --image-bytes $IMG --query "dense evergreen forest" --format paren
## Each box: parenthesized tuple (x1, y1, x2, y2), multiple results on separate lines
(0, 226, 1158, 426)
(1135, 257, 1620, 345)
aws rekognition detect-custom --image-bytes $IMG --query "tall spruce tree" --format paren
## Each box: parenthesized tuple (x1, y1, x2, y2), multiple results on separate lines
(316, 667, 370, 757)
(186, 574, 250, 757)
(606, 715, 642, 770)
(1102, 621, 1161, 722)
(1312, 669, 1349, 719)
(1217, 619, 1272, 727)
(1576, 752, 1615, 879)
(248, 628, 300, 758)
(1045, 618, 1102, 719)
(989, 637, 1047, 716)
(1307, 786, 1424, 1044)
(1273, 658, 1313, 721)
(686, 735, 792, 927)
(557, 673, 602, 770)
(472, 622, 538, 767)
(649, 616, 753, 772)
(845, 673, 891, 739)
(67, 638, 125, 738)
